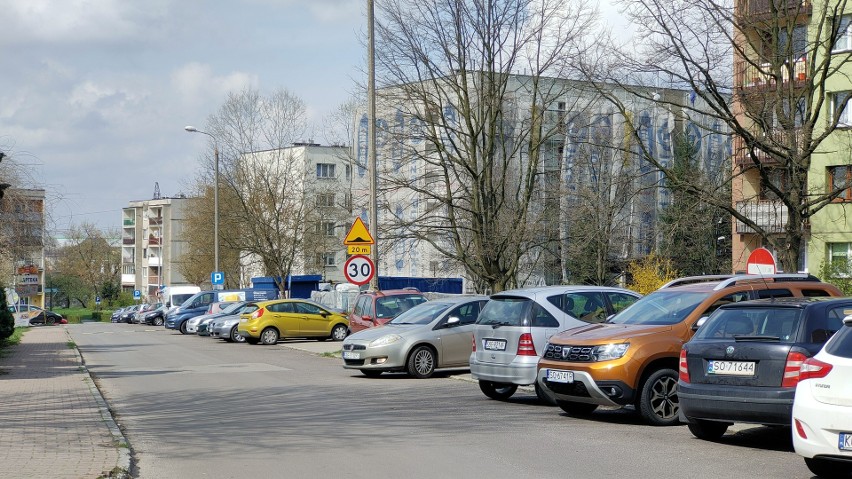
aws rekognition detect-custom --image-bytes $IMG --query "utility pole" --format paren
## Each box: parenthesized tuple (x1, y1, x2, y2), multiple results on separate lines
(368, 0, 380, 290)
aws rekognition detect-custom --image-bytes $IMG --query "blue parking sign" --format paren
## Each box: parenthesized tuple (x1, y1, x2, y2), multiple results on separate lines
(133, 290, 141, 299)
(211, 271, 225, 285)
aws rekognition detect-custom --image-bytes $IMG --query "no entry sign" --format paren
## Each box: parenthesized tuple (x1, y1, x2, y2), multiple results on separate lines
(746, 247, 777, 275)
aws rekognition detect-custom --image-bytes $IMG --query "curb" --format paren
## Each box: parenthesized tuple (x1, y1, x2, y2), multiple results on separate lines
(64, 327, 132, 478)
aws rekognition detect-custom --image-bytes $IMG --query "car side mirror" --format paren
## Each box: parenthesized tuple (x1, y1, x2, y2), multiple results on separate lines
(445, 316, 460, 327)
(692, 316, 709, 332)
(320, 310, 329, 317)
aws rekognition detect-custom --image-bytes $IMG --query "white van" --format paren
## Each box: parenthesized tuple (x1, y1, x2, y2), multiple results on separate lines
(161, 285, 201, 312)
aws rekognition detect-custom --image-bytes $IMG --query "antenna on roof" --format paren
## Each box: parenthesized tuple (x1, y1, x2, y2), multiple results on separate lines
(153, 182, 161, 200)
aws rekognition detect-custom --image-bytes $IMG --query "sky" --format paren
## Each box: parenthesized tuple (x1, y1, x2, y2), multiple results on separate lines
(0, 0, 630, 238)
(0, 0, 365, 236)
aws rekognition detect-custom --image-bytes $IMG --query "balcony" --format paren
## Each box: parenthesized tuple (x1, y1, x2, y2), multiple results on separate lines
(121, 274, 135, 285)
(736, 200, 788, 233)
(122, 237, 135, 245)
(738, 0, 810, 19)
(732, 128, 802, 167)
(148, 236, 161, 246)
(737, 58, 807, 90)
(123, 218, 135, 227)
(148, 217, 163, 226)
(147, 256, 162, 267)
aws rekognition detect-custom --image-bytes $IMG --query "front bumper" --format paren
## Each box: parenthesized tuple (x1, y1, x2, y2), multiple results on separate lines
(537, 368, 630, 407)
(341, 340, 407, 371)
(679, 381, 794, 426)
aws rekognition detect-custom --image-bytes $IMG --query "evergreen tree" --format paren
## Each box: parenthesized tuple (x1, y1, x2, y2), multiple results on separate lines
(0, 287, 14, 341)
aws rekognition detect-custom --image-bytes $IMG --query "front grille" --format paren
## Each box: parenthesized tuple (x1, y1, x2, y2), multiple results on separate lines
(343, 344, 366, 351)
(544, 344, 595, 362)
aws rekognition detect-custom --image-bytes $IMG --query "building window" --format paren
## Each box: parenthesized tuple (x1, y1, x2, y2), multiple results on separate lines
(317, 163, 336, 179)
(316, 193, 335, 207)
(316, 221, 336, 236)
(345, 165, 352, 180)
(759, 169, 789, 200)
(831, 92, 852, 127)
(316, 252, 336, 267)
(829, 166, 852, 200)
(834, 15, 852, 52)
(829, 243, 852, 270)
(343, 193, 353, 210)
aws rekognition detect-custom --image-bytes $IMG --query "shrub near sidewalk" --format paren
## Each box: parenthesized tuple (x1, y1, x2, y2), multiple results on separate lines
(0, 285, 14, 341)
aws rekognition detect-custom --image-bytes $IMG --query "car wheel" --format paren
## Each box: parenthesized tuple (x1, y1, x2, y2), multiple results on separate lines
(260, 327, 279, 345)
(407, 346, 436, 379)
(687, 419, 729, 441)
(478, 380, 518, 400)
(45, 316, 56, 326)
(535, 382, 557, 406)
(556, 400, 598, 416)
(637, 368, 680, 426)
(330, 324, 348, 342)
(804, 457, 852, 478)
(360, 370, 383, 378)
(231, 326, 246, 343)
(153, 317, 164, 327)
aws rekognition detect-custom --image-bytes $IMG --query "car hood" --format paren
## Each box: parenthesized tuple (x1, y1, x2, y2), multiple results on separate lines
(551, 323, 673, 343)
(345, 323, 428, 342)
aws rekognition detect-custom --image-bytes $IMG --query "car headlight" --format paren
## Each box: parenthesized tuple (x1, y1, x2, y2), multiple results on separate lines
(592, 343, 629, 362)
(369, 334, 402, 347)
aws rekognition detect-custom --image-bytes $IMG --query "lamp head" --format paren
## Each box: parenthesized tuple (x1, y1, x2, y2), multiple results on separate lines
(184, 126, 197, 132)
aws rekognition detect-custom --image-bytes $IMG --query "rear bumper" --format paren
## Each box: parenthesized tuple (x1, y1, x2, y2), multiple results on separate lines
(469, 354, 538, 386)
(679, 381, 794, 425)
(793, 385, 852, 460)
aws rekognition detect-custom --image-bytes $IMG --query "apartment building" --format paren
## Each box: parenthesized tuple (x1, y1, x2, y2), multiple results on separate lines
(731, 0, 852, 274)
(0, 188, 46, 308)
(121, 195, 195, 299)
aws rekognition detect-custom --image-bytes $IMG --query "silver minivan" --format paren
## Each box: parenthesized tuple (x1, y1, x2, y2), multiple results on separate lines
(470, 286, 641, 402)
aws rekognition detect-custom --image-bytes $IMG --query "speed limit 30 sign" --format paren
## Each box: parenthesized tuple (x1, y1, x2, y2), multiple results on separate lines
(344, 255, 375, 286)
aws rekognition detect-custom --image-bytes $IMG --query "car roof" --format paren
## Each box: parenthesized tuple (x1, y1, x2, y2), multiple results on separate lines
(358, 289, 424, 297)
(659, 274, 827, 293)
(491, 285, 638, 298)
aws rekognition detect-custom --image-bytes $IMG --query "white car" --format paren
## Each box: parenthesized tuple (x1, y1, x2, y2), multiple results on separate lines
(792, 315, 852, 478)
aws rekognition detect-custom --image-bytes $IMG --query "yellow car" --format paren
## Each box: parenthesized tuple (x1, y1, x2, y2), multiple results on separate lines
(238, 299, 349, 345)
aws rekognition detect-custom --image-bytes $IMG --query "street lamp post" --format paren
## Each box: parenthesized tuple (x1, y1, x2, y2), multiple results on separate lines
(184, 126, 220, 277)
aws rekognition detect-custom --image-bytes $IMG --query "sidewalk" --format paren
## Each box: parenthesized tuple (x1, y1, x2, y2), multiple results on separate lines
(0, 325, 130, 479)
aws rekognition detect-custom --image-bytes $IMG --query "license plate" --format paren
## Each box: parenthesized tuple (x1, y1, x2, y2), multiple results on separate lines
(240, 318, 247, 323)
(707, 360, 756, 376)
(840, 433, 852, 451)
(342, 351, 360, 360)
(483, 339, 507, 351)
(547, 369, 574, 383)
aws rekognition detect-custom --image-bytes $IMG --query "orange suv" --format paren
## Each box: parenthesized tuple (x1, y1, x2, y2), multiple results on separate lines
(536, 274, 843, 426)
(348, 288, 428, 333)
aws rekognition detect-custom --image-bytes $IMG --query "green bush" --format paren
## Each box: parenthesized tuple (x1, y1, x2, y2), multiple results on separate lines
(91, 311, 102, 321)
(0, 286, 13, 341)
(819, 260, 852, 295)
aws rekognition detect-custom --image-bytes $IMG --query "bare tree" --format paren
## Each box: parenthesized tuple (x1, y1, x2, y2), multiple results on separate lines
(601, 0, 852, 272)
(371, 0, 598, 292)
(53, 223, 120, 307)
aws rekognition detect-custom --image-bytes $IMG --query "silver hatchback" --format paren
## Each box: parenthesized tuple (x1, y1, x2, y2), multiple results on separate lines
(342, 296, 489, 378)
(470, 286, 641, 402)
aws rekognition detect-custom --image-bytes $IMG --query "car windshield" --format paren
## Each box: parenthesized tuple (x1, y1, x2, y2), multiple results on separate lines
(220, 302, 245, 314)
(694, 307, 804, 343)
(608, 291, 707, 326)
(390, 302, 451, 325)
(476, 297, 530, 327)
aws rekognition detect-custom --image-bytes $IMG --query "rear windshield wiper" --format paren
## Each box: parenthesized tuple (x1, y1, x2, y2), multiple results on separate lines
(733, 335, 780, 342)
(486, 321, 513, 328)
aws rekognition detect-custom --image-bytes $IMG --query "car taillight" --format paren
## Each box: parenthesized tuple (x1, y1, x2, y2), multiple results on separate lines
(782, 351, 808, 388)
(517, 333, 537, 356)
(472, 334, 476, 352)
(679, 349, 690, 383)
(799, 357, 833, 381)
(251, 308, 265, 319)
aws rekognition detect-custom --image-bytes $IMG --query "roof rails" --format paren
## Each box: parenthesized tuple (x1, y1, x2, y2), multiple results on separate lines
(660, 275, 734, 289)
(660, 274, 821, 291)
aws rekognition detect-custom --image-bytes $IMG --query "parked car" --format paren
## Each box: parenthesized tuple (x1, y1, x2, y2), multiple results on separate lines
(343, 296, 489, 378)
(185, 302, 236, 334)
(238, 299, 349, 344)
(347, 289, 428, 333)
(210, 312, 249, 343)
(471, 286, 641, 403)
(537, 274, 843, 425)
(9, 305, 64, 326)
(679, 296, 852, 440)
(132, 303, 162, 324)
(141, 305, 168, 326)
(110, 307, 127, 323)
(119, 305, 143, 324)
(793, 313, 852, 478)
(197, 302, 246, 336)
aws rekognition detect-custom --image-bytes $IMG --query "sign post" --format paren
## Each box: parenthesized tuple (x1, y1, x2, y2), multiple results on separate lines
(746, 247, 778, 275)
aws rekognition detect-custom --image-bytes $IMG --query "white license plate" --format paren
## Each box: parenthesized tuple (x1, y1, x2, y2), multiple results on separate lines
(546, 369, 574, 383)
(240, 318, 247, 323)
(707, 360, 756, 376)
(483, 339, 507, 351)
(839, 433, 852, 451)
(342, 351, 360, 360)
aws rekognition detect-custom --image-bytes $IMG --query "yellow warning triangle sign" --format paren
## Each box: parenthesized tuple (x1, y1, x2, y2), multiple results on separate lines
(343, 217, 375, 245)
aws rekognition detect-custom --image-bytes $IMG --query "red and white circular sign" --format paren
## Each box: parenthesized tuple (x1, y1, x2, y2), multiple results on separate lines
(746, 247, 777, 275)
(344, 255, 375, 286)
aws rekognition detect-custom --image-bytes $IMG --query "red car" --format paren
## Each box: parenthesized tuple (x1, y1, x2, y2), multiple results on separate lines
(347, 289, 428, 333)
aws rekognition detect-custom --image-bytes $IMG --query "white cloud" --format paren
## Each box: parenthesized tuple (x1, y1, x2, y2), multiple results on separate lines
(171, 63, 259, 108)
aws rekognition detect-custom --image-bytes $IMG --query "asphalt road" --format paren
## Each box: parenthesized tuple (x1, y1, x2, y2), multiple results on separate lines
(69, 322, 816, 479)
